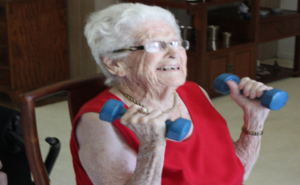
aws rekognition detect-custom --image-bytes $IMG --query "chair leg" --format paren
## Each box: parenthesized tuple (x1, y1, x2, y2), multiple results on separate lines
(44, 137, 61, 176)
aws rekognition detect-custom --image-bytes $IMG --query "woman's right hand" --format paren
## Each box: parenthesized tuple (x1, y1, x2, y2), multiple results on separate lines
(120, 104, 169, 145)
(0, 160, 8, 185)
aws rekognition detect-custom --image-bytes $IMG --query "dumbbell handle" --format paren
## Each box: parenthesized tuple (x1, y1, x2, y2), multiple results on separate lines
(99, 99, 192, 141)
(213, 73, 289, 110)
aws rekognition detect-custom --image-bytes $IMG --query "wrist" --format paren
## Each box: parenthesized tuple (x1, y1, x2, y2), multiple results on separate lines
(243, 112, 266, 132)
(241, 124, 264, 136)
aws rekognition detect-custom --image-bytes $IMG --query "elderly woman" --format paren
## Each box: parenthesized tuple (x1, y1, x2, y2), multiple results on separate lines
(70, 3, 272, 185)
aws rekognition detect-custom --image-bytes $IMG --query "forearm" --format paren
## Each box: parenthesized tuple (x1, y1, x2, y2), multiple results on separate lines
(127, 142, 166, 185)
(234, 111, 265, 180)
(234, 132, 261, 180)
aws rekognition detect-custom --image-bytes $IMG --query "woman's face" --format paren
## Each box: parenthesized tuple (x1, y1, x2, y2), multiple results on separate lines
(123, 21, 187, 88)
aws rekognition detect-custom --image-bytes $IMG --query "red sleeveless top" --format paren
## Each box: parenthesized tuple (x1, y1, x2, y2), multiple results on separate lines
(70, 81, 245, 185)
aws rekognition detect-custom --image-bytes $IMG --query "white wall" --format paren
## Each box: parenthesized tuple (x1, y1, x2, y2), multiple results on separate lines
(277, 0, 298, 60)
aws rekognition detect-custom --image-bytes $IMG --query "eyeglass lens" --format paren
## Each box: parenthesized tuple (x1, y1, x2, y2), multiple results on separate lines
(144, 40, 189, 53)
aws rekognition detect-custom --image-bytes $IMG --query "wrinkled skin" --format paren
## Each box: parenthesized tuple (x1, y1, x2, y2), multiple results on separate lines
(76, 20, 272, 184)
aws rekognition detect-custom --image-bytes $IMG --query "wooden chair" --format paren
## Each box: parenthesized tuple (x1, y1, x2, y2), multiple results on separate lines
(19, 74, 108, 185)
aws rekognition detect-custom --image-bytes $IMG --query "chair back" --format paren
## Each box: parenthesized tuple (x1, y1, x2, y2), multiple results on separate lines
(20, 74, 107, 185)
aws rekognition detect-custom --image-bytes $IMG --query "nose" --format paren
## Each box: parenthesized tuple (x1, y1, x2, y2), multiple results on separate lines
(166, 44, 180, 59)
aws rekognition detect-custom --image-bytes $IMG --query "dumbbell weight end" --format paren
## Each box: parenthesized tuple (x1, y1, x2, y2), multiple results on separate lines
(166, 118, 191, 141)
(99, 100, 127, 123)
(213, 73, 289, 110)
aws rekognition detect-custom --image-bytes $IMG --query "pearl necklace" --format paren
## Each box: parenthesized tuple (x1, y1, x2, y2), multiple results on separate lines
(119, 90, 177, 114)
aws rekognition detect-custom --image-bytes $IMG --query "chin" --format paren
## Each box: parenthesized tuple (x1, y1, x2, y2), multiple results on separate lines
(163, 76, 186, 87)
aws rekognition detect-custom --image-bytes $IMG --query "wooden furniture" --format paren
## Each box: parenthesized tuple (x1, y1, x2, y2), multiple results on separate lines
(20, 74, 107, 185)
(0, 0, 69, 106)
(125, 0, 300, 97)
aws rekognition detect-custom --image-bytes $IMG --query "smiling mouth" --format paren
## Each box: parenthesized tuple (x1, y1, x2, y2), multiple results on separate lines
(157, 66, 180, 71)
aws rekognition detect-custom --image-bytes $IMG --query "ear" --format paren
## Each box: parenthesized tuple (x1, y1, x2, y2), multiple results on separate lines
(102, 56, 126, 77)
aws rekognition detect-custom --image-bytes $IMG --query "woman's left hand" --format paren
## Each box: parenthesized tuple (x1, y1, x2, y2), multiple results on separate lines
(226, 77, 273, 130)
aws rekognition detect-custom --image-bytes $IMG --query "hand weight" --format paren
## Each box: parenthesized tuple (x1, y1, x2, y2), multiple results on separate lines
(99, 99, 191, 141)
(213, 73, 288, 110)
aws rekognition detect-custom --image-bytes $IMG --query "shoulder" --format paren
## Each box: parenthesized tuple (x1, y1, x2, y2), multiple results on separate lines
(76, 112, 137, 184)
(73, 88, 137, 183)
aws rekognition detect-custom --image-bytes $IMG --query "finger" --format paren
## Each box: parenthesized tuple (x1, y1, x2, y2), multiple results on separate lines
(256, 84, 273, 97)
(238, 77, 251, 90)
(147, 110, 166, 119)
(120, 104, 141, 126)
(226, 80, 240, 97)
(126, 104, 141, 115)
(249, 82, 264, 99)
(148, 113, 169, 136)
(135, 110, 167, 135)
(242, 79, 256, 97)
(0, 161, 2, 169)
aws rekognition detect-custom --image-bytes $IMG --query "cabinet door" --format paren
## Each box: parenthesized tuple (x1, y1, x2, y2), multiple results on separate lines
(205, 46, 255, 96)
(232, 47, 255, 79)
(206, 54, 229, 95)
(186, 55, 196, 82)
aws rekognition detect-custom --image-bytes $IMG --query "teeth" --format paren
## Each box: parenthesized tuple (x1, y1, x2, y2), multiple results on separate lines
(157, 66, 179, 71)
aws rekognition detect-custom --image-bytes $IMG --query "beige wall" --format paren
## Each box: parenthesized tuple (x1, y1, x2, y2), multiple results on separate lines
(68, 0, 118, 79)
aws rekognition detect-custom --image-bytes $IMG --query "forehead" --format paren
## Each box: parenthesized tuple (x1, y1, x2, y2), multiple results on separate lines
(135, 21, 179, 44)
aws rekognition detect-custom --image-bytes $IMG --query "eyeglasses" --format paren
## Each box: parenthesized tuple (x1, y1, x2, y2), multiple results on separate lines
(112, 40, 190, 53)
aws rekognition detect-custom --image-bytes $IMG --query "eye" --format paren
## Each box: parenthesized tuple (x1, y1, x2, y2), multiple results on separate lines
(170, 41, 180, 47)
(145, 42, 166, 52)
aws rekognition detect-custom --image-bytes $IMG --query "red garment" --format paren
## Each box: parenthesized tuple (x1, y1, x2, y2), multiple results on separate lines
(70, 81, 245, 185)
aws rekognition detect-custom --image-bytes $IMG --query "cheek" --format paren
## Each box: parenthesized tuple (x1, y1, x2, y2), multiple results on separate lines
(180, 52, 188, 75)
(126, 53, 158, 82)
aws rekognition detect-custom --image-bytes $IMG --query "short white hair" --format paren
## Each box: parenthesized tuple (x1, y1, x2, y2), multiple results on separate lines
(84, 3, 180, 86)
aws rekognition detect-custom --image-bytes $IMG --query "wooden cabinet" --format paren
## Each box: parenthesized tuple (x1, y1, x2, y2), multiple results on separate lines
(259, 11, 300, 42)
(206, 44, 256, 95)
(0, 0, 69, 106)
(124, 0, 300, 97)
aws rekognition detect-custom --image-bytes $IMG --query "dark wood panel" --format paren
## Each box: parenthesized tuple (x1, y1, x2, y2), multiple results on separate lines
(186, 55, 195, 82)
(7, 0, 69, 89)
(0, 0, 25, 2)
(0, 48, 9, 66)
(259, 16, 300, 42)
(207, 55, 228, 93)
(0, 23, 7, 45)
(234, 50, 252, 78)
(0, 4, 5, 22)
(0, 68, 10, 86)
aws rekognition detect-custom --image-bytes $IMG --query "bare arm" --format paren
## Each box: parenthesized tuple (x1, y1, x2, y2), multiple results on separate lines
(76, 105, 168, 185)
(199, 80, 271, 180)
(226, 78, 272, 180)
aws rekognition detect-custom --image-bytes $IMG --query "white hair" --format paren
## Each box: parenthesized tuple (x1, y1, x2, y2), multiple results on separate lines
(84, 3, 180, 86)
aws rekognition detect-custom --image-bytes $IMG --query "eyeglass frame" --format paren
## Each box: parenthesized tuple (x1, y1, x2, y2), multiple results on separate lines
(111, 40, 190, 53)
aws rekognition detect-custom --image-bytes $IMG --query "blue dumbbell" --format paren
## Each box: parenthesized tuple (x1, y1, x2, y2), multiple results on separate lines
(213, 73, 289, 110)
(99, 99, 191, 142)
